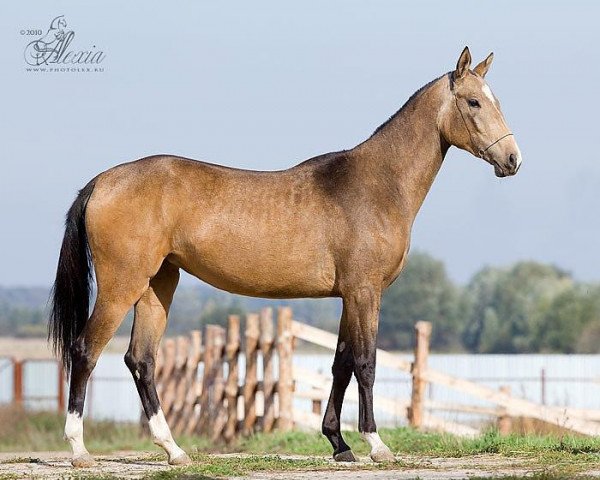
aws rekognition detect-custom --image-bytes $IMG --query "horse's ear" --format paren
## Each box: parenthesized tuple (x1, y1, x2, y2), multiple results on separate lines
(455, 46, 471, 80)
(474, 52, 494, 78)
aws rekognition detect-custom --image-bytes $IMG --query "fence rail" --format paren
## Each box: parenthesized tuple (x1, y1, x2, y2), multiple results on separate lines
(290, 319, 600, 437)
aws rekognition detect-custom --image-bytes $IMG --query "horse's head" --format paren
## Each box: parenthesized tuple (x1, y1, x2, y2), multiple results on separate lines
(440, 47, 522, 177)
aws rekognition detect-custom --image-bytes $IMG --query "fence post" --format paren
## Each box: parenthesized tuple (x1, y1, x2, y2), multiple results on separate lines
(175, 330, 202, 435)
(497, 385, 512, 436)
(408, 321, 432, 429)
(171, 336, 190, 425)
(184, 330, 204, 435)
(158, 339, 177, 414)
(13, 359, 23, 406)
(260, 308, 276, 433)
(57, 362, 65, 413)
(210, 326, 227, 440)
(277, 307, 294, 431)
(312, 386, 322, 416)
(243, 313, 260, 435)
(199, 326, 216, 435)
(224, 315, 241, 442)
(541, 368, 546, 406)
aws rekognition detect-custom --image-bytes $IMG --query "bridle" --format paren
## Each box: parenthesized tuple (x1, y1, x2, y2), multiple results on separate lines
(452, 86, 513, 160)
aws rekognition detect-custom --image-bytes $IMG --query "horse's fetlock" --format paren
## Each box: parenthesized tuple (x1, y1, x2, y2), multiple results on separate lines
(322, 421, 338, 437)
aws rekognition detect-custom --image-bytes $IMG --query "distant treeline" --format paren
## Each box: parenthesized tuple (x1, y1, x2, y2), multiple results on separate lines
(1, 252, 599, 353)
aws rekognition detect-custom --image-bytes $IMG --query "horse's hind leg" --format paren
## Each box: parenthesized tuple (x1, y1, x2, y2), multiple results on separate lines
(66, 276, 150, 467)
(124, 261, 190, 465)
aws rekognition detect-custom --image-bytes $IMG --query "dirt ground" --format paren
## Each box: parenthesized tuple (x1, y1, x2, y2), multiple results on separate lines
(0, 451, 592, 480)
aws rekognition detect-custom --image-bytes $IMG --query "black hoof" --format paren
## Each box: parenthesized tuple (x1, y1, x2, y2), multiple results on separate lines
(333, 449, 357, 462)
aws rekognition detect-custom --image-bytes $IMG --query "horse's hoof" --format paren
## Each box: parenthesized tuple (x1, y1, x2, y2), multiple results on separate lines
(333, 449, 357, 462)
(71, 453, 96, 468)
(169, 452, 191, 465)
(370, 446, 396, 463)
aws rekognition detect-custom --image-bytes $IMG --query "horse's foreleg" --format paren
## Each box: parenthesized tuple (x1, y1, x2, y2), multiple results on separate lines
(124, 261, 190, 465)
(345, 286, 395, 463)
(322, 307, 356, 461)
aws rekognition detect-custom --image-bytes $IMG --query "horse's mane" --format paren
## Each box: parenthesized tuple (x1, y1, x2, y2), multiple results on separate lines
(371, 72, 450, 136)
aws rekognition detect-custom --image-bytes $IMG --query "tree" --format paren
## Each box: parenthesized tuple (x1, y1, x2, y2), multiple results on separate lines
(462, 262, 573, 353)
(536, 284, 600, 353)
(461, 266, 504, 351)
(379, 251, 464, 351)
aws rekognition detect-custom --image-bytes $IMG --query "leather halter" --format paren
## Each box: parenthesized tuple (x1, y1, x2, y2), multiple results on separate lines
(452, 90, 512, 159)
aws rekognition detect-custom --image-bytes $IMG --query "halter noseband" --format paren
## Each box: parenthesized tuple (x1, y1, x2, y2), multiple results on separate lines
(480, 132, 513, 155)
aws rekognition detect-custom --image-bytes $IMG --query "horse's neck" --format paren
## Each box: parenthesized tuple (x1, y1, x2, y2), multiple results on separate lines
(353, 77, 450, 219)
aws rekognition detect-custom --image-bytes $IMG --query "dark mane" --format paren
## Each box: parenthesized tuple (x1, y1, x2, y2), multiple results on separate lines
(371, 72, 449, 136)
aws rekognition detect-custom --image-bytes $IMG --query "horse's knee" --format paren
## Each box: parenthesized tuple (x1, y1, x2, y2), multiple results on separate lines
(353, 356, 376, 388)
(332, 358, 353, 382)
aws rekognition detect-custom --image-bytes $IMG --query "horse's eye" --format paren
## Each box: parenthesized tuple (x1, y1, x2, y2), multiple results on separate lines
(468, 99, 481, 108)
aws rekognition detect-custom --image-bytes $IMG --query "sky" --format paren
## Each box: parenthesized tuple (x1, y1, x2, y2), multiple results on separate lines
(0, 1, 598, 287)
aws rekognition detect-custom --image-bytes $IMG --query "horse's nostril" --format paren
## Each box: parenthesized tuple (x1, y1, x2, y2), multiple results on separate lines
(508, 153, 517, 167)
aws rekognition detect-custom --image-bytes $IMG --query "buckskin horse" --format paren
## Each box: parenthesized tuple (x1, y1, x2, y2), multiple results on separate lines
(49, 47, 521, 467)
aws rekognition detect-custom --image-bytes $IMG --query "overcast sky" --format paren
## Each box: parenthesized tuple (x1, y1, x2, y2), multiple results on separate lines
(0, 1, 598, 287)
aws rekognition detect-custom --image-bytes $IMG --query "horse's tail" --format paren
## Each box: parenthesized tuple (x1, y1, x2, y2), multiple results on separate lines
(49, 178, 97, 371)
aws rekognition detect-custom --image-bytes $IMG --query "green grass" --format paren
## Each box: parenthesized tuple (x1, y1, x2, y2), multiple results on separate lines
(3, 408, 600, 478)
(151, 455, 334, 479)
(232, 426, 600, 458)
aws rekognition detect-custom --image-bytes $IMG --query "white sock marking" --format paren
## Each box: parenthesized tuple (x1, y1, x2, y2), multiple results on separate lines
(361, 432, 390, 454)
(148, 410, 186, 460)
(64, 412, 89, 458)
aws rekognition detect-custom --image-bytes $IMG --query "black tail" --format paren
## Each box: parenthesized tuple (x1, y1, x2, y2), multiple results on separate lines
(49, 178, 97, 371)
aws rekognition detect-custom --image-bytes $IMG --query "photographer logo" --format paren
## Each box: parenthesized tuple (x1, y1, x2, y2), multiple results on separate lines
(22, 15, 106, 73)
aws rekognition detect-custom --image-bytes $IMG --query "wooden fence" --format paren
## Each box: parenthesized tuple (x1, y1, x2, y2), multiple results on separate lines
(3, 311, 600, 439)
(150, 309, 600, 440)
(153, 307, 294, 440)
(1, 357, 65, 412)
(290, 320, 600, 437)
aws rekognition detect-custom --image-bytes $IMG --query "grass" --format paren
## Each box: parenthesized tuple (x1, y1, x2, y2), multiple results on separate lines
(3, 407, 600, 478)
(233, 426, 600, 458)
(0, 406, 189, 453)
(151, 455, 335, 479)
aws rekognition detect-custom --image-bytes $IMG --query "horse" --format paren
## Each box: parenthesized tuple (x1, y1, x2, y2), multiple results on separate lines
(49, 46, 521, 467)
